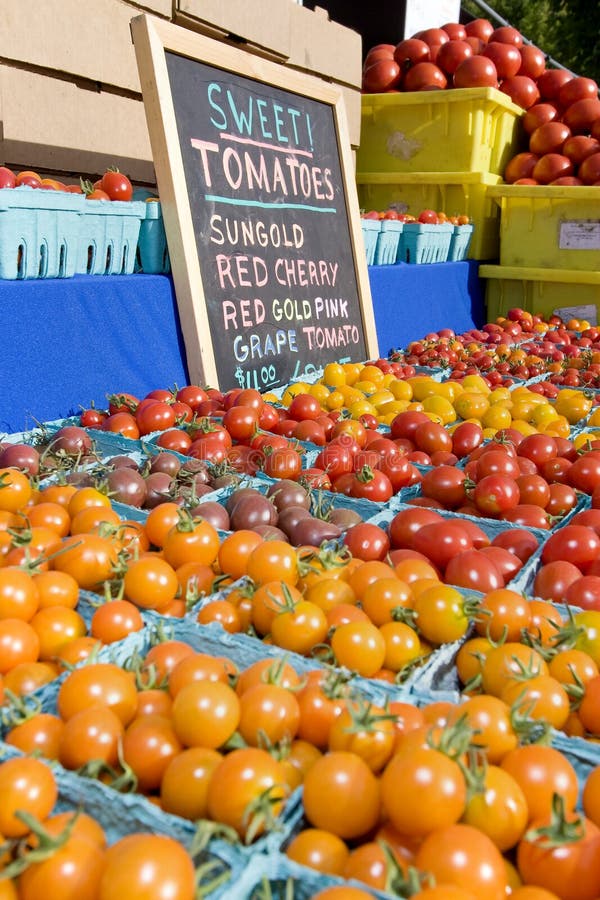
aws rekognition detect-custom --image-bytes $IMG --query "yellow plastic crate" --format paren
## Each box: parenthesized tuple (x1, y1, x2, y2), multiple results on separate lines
(357, 171, 502, 261)
(480, 264, 600, 324)
(489, 184, 600, 271)
(358, 88, 523, 176)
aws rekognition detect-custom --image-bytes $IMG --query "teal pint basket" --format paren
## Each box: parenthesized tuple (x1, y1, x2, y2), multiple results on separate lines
(374, 219, 404, 265)
(77, 199, 146, 275)
(0, 186, 85, 279)
(361, 218, 381, 265)
(136, 200, 171, 274)
(399, 221, 454, 264)
(448, 223, 474, 261)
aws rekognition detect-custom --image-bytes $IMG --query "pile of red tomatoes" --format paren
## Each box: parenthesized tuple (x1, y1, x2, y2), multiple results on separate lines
(362, 17, 549, 108)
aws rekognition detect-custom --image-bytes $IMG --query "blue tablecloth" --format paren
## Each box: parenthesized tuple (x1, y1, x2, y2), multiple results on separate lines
(0, 261, 485, 433)
(0, 274, 190, 433)
(370, 259, 485, 356)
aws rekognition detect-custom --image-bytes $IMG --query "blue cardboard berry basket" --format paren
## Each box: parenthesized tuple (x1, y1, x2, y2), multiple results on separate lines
(0, 186, 85, 279)
(398, 221, 454, 264)
(374, 219, 404, 265)
(217, 850, 394, 900)
(448, 223, 474, 261)
(361, 218, 381, 265)
(77, 199, 146, 275)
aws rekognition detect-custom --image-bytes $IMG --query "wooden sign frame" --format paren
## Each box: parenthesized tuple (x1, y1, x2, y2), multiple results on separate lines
(131, 13, 378, 391)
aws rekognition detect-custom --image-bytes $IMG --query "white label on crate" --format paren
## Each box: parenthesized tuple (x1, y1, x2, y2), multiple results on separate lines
(559, 221, 600, 250)
(553, 304, 598, 326)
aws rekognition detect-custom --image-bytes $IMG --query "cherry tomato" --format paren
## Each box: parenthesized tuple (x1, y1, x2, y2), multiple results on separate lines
(99, 834, 195, 900)
(415, 823, 508, 899)
(171, 680, 241, 749)
(0, 467, 32, 512)
(412, 520, 473, 571)
(58, 705, 124, 770)
(413, 584, 471, 644)
(0, 756, 57, 837)
(500, 744, 579, 821)
(421, 466, 467, 509)
(303, 751, 380, 840)
(344, 522, 390, 561)
(286, 827, 349, 876)
(160, 746, 223, 820)
(388, 506, 443, 549)
(206, 747, 288, 840)
(517, 805, 600, 900)
(473, 475, 521, 516)
(57, 662, 138, 725)
(262, 446, 303, 480)
(100, 169, 133, 201)
(382, 748, 467, 837)
(445, 550, 503, 593)
(121, 714, 182, 793)
(330, 620, 386, 677)
(541, 525, 600, 569)
(20, 831, 105, 900)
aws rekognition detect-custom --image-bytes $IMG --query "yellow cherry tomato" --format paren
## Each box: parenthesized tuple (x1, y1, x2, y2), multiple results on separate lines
(438, 380, 464, 401)
(509, 399, 538, 422)
(342, 363, 362, 385)
(360, 365, 385, 387)
(510, 419, 538, 436)
(554, 389, 593, 424)
(282, 382, 310, 404)
(510, 385, 530, 395)
(377, 399, 410, 416)
(369, 390, 395, 408)
(353, 380, 377, 396)
(325, 390, 345, 411)
(338, 385, 365, 406)
(541, 415, 571, 439)
(349, 400, 377, 419)
(574, 431, 600, 451)
(454, 392, 490, 421)
(323, 362, 346, 388)
(406, 376, 440, 401)
(422, 395, 456, 425)
(461, 374, 491, 394)
(481, 404, 512, 431)
(489, 387, 512, 404)
(309, 383, 330, 404)
(530, 403, 560, 428)
(389, 379, 413, 401)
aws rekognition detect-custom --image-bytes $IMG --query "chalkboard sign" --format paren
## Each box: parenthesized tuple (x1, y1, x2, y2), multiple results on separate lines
(131, 15, 378, 392)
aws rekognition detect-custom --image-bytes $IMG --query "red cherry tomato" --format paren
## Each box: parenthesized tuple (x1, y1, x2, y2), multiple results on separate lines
(473, 475, 521, 516)
(445, 550, 503, 592)
(100, 169, 133, 201)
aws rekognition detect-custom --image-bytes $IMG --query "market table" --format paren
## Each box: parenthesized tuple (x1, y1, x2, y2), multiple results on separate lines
(0, 260, 485, 433)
